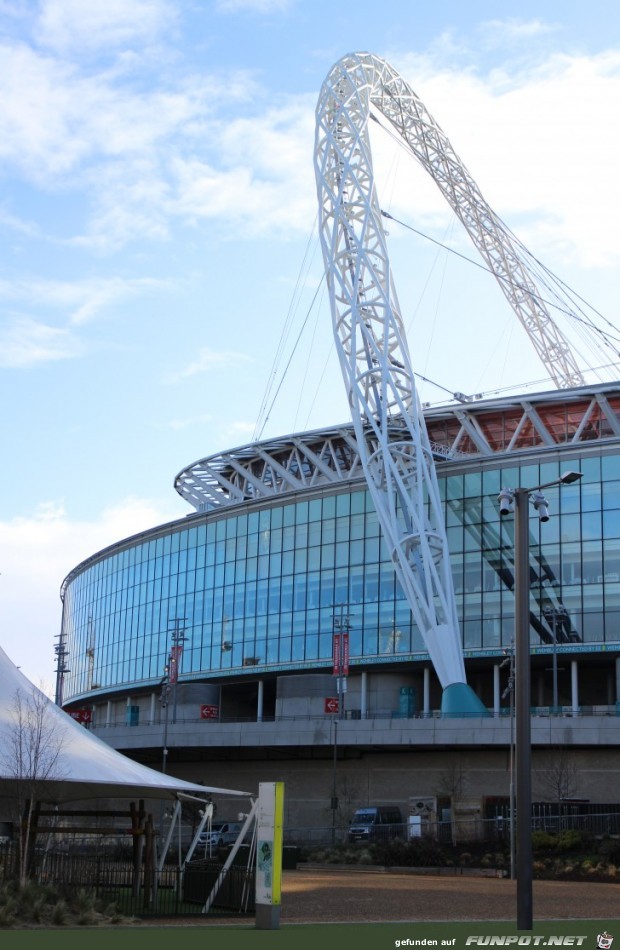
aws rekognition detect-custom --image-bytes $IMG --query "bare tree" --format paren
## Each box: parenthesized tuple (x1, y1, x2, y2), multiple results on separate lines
(2, 686, 65, 884)
(437, 758, 468, 844)
(535, 748, 578, 806)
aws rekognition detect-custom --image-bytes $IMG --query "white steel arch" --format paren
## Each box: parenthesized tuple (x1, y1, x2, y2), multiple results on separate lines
(314, 51, 509, 711)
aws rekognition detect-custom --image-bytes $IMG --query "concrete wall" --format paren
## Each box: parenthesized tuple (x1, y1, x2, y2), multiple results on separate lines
(161, 746, 620, 835)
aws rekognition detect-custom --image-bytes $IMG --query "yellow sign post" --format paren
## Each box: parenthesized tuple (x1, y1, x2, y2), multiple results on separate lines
(255, 781, 284, 930)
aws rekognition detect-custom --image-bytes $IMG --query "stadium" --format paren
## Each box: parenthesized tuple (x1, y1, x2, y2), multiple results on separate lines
(58, 381, 620, 836)
(57, 54, 620, 840)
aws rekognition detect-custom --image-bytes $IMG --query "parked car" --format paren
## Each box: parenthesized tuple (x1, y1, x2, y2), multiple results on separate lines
(198, 821, 243, 848)
(348, 806, 404, 843)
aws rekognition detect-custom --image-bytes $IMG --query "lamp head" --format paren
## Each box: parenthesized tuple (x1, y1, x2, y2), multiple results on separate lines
(559, 471, 583, 485)
(532, 491, 550, 522)
(498, 488, 514, 517)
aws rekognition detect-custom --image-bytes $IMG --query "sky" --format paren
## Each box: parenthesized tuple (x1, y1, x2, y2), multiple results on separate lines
(1, 0, 620, 689)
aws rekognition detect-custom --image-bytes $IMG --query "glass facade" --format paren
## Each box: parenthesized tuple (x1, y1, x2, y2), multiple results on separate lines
(61, 448, 620, 703)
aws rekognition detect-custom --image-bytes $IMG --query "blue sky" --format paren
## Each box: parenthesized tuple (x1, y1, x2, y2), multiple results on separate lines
(1, 0, 620, 687)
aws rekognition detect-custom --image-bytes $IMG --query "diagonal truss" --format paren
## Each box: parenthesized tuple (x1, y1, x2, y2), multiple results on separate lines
(354, 53, 584, 390)
(314, 52, 471, 690)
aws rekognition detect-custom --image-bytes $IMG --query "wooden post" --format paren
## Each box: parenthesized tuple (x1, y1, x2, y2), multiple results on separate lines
(143, 814, 154, 909)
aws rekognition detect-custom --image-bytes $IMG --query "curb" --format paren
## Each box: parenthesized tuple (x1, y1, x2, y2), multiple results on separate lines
(299, 863, 508, 878)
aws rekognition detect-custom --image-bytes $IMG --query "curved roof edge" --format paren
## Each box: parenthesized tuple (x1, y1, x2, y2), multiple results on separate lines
(61, 382, 620, 598)
(174, 383, 620, 513)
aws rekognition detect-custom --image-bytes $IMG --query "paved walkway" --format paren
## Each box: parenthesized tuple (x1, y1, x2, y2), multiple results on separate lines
(278, 869, 620, 923)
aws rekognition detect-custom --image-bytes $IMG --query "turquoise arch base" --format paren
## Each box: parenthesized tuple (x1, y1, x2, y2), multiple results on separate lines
(441, 682, 489, 717)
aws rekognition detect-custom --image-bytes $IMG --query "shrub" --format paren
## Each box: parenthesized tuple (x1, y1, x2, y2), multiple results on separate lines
(0, 880, 133, 928)
(597, 836, 620, 863)
(371, 836, 449, 868)
(531, 829, 587, 853)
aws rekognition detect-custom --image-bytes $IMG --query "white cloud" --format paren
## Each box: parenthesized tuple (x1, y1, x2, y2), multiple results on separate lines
(167, 346, 252, 382)
(167, 97, 316, 237)
(380, 50, 620, 269)
(1, 14, 619, 270)
(227, 420, 257, 438)
(0, 275, 167, 325)
(478, 18, 558, 46)
(215, 0, 293, 13)
(0, 42, 220, 184)
(34, 0, 175, 54)
(0, 496, 182, 686)
(0, 315, 83, 367)
(166, 414, 213, 431)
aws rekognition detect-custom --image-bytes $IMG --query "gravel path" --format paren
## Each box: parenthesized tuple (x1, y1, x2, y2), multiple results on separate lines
(278, 869, 620, 924)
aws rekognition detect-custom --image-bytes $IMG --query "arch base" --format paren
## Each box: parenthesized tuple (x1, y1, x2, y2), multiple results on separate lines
(441, 682, 489, 717)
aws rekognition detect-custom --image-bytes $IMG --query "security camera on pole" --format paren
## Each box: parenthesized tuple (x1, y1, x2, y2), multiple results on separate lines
(498, 470, 582, 930)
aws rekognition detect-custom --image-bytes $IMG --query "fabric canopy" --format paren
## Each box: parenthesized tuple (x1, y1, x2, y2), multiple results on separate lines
(0, 646, 251, 803)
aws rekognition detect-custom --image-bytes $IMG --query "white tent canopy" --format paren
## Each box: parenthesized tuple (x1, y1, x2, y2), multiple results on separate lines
(0, 646, 251, 803)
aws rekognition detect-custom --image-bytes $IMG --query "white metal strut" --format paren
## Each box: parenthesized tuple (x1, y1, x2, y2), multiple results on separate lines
(314, 52, 476, 693)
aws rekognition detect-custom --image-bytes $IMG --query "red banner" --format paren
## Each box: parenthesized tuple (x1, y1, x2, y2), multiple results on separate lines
(333, 632, 350, 675)
(324, 697, 339, 714)
(69, 708, 92, 724)
(332, 633, 341, 675)
(200, 704, 219, 720)
(169, 644, 183, 684)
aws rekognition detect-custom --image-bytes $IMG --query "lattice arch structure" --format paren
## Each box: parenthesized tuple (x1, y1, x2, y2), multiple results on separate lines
(312, 51, 563, 710)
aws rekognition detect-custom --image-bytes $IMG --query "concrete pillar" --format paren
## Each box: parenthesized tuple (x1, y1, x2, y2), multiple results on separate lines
(257, 679, 264, 722)
(571, 660, 579, 714)
(149, 692, 156, 724)
(361, 671, 367, 718)
(106, 700, 112, 726)
(423, 668, 431, 717)
(493, 664, 501, 716)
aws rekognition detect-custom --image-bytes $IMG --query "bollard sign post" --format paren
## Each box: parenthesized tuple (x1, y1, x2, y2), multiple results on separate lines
(255, 781, 284, 930)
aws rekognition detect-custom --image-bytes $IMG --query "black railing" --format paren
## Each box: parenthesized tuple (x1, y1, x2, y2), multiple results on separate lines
(89, 704, 620, 730)
(0, 843, 254, 918)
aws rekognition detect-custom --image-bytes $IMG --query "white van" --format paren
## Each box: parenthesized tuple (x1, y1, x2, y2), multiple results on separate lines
(198, 821, 243, 848)
(348, 806, 404, 843)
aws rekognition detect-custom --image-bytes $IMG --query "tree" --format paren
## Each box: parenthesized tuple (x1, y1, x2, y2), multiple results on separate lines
(535, 747, 578, 807)
(1, 686, 65, 884)
(437, 757, 468, 844)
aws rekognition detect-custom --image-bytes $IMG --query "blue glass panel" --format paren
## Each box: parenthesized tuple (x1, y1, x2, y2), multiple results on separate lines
(560, 513, 581, 543)
(308, 498, 322, 521)
(336, 493, 351, 517)
(582, 611, 604, 642)
(602, 454, 620, 480)
(350, 491, 365, 514)
(349, 540, 364, 566)
(257, 554, 270, 579)
(350, 513, 365, 540)
(582, 511, 602, 541)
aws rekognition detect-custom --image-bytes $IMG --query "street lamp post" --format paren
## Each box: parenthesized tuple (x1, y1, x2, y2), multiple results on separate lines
(333, 606, 351, 721)
(501, 643, 516, 880)
(168, 618, 188, 725)
(499, 471, 582, 930)
(160, 665, 171, 775)
(331, 717, 338, 846)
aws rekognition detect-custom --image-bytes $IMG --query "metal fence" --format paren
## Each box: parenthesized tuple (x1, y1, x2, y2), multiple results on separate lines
(0, 843, 255, 918)
(283, 810, 620, 849)
(1, 808, 618, 916)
